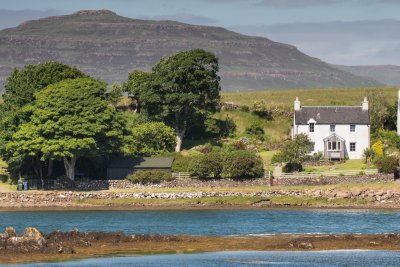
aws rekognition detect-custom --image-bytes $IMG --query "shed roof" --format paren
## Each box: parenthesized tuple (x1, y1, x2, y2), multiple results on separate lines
(108, 157, 174, 169)
(295, 106, 370, 125)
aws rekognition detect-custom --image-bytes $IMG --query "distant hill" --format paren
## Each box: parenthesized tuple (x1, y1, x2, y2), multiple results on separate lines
(333, 65, 400, 86)
(0, 10, 382, 93)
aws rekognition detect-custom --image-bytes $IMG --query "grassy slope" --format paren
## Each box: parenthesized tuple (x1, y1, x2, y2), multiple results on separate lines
(221, 86, 398, 109)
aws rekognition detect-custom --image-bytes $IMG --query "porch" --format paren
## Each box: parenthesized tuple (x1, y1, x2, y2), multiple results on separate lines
(323, 134, 345, 160)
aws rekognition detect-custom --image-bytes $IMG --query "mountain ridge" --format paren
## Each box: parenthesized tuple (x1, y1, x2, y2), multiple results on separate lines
(333, 64, 400, 86)
(0, 10, 382, 92)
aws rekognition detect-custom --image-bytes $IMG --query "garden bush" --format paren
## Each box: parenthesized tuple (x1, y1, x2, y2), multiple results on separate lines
(222, 150, 264, 179)
(245, 121, 265, 140)
(240, 105, 250, 112)
(126, 170, 173, 184)
(374, 156, 398, 174)
(283, 162, 303, 172)
(0, 174, 8, 183)
(189, 152, 223, 179)
(171, 154, 192, 172)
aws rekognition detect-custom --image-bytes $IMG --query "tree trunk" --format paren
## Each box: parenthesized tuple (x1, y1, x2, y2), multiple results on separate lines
(46, 159, 53, 179)
(32, 156, 43, 180)
(175, 129, 186, 152)
(63, 157, 77, 181)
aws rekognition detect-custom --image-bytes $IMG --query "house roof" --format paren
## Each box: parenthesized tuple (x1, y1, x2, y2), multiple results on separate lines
(295, 106, 370, 125)
(107, 157, 174, 169)
(323, 133, 345, 142)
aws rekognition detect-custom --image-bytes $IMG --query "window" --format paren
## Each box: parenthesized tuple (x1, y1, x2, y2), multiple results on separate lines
(328, 141, 341, 151)
(330, 124, 336, 132)
(309, 123, 314, 132)
(350, 124, 356, 132)
(350, 142, 356, 152)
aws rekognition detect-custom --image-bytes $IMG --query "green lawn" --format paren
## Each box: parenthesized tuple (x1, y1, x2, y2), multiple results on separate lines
(303, 159, 374, 172)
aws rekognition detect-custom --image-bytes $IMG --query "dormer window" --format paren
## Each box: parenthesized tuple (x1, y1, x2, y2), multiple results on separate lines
(330, 124, 336, 132)
(309, 123, 315, 132)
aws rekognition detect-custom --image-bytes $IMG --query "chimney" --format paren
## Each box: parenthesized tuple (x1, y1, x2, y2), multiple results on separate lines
(294, 97, 301, 111)
(397, 90, 400, 136)
(362, 97, 368, 111)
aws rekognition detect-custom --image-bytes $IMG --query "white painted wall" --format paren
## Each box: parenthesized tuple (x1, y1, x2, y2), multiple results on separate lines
(293, 124, 370, 159)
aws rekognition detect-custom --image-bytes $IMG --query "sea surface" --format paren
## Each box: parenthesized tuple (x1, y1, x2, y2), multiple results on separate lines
(0, 209, 399, 235)
(5, 250, 400, 267)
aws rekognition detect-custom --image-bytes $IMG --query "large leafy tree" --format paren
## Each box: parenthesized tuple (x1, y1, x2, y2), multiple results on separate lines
(8, 78, 125, 180)
(124, 49, 221, 152)
(0, 61, 86, 177)
(123, 122, 176, 157)
(273, 134, 313, 172)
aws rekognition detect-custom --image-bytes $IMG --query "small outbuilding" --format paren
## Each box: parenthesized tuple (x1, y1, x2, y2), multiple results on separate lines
(107, 157, 174, 180)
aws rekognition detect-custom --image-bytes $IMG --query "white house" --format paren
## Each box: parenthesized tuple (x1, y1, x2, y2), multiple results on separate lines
(292, 97, 370, 160)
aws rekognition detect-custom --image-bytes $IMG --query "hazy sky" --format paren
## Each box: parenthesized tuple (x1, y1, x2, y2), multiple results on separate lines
(1, 0, 399, 65)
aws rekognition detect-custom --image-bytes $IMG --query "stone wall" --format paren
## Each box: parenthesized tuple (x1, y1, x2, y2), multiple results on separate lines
(73, 178, 271, 191)
(26, 173, 395, 190)
(272, 173, 394, 186)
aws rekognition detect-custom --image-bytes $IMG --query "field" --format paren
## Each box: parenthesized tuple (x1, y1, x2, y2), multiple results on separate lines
(222, 86, 398, 109)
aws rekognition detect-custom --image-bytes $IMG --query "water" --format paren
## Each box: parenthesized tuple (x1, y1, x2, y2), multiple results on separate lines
(6, 251, 400, 266)
(0, 209, 400, 235)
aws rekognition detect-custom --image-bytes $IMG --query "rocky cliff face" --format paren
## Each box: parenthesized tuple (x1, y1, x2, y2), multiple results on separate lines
(0, 10, 382, 92)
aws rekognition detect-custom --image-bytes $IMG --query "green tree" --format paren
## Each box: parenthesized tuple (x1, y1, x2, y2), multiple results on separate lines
(123, 122, 176, 157)
(123, 70, 152, 113)
(8, 78, 125, 180)
(124, 49, 221, 152)
(0, 61, 86, 177)
(273, 134, 313, 172)
(367, 89, 390, 133)
(108, 82, 123, 106)
(2, 61, 86, 108)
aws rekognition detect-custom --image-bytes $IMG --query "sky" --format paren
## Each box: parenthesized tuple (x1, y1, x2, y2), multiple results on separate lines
(0, 0, 399, 65)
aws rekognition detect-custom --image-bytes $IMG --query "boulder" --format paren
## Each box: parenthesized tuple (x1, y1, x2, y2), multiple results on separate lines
(6, 227, 46, 252)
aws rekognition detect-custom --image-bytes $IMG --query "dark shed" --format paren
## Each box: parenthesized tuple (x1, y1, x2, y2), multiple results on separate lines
(107, 157, 174, 180)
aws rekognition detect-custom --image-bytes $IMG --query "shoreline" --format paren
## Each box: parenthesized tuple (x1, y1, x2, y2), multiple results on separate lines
(2, 203, 400, 212)
(2, 230, 400, 264)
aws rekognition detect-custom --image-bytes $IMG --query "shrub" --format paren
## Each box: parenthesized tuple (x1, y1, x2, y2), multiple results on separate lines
(283, 162, 303, 172)
(188, 152, 223, 179)
(222, 150, 264, 179)
(219, 117, 236, 137)
(372, 140, 384, 157)
(363, 148, 375, 164)
(0, 174, 8, 183)
(252, 100, 272, 119)
(245, 121, 265, 138)
(126, 170, 172, 184)
(172, 154, 192, 172)
(240, 105, 250, 112)
(374, 156, 398, 174)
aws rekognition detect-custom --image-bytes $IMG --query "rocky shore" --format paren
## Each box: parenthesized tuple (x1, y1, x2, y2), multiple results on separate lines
(2, 227, 400, 264)
(1, 187, 400, 208)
